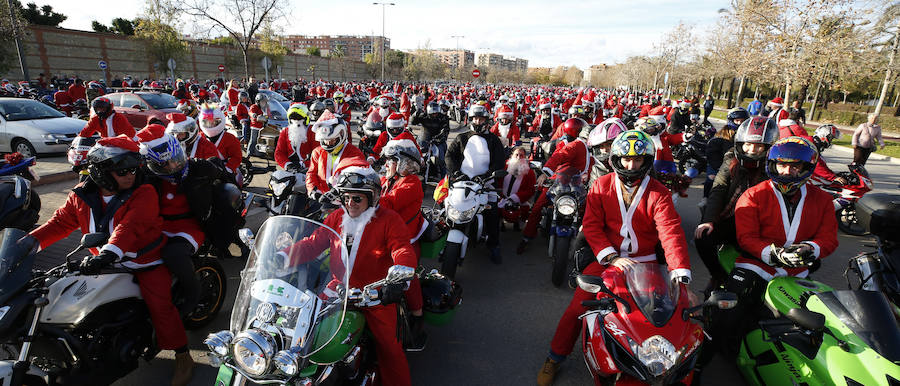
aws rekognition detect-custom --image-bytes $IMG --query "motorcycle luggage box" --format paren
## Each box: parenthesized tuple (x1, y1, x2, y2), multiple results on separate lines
(856, 193, 900, 242)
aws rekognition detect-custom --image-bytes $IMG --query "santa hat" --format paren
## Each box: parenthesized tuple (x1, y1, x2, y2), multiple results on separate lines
(165, 112, 194, 131)
(96, 135, 140, 154)
(770, 97, 784, 106)
(386, 112, 405, 128)
(135, 124, 172, 155)
(314, 110, 339, 126)
(497, 105, 514, 120)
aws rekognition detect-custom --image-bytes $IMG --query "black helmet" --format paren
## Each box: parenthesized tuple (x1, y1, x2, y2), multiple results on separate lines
(426, 101, 441, 115)
(468, 104, 490, 133)
(726, 107, 750, 128)
(323, 98, 336, 112)
(238, 91, 250, 102)
(86, 141, 142, 191)
(91, 97, 113, 119)
(420, 270, 462, 326)
(734, 117, 779, 167)
(188, 84, 200, 95)
(334, 167, 381, 207)
(309, 101, 326, 121)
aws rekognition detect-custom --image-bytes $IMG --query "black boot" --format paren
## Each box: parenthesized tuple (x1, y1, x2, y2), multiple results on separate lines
(407, 315, 427, 352)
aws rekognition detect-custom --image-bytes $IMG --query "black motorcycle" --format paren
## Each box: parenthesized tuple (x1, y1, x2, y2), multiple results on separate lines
(671, 121, 714, 179)
(538, 167, 587, 287)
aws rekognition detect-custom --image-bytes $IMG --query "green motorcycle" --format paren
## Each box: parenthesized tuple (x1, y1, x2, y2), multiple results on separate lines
(722, 247, 900, 385)
(205, 216, 461, 385)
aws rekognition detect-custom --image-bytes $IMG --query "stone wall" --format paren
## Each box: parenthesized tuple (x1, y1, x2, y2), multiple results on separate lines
(3, 25, 400, 83)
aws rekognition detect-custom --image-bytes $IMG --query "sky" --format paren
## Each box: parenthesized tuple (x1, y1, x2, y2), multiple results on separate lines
(41, 0, 729, 68)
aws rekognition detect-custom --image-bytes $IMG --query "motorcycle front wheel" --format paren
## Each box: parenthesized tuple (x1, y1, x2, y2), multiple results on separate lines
(441, 241, 462, 280)
(551, 236, 571, 287)
(184, 256, 227, 329)
(837, 205, 867, 236)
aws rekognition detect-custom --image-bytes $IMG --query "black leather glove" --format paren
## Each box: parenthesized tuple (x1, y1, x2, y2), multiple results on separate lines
(319, 190, 339, 205)
(378, 282, 406, 305)
(79, 250, 117, 275)
(450, 170, 465, 182)
(310, 191, 323, 202)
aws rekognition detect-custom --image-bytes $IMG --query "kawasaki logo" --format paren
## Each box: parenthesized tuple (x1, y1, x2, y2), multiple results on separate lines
(779, 352, 802, 379)
(266, 285, 285, 296)
(777, 286, 800, 306)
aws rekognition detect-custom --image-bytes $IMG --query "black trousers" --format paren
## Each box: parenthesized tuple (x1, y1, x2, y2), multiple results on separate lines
(161, 237, 199, 317)
(694, 218, 737, 284)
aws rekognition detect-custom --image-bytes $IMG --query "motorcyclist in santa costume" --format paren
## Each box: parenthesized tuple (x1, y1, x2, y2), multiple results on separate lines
(369, 112, 421, 164)
(517, 118, 593, 254)
(379, 139, 429, 350)
(274, 104, 319, 171)
(331, 91, 353, 127)
(247, 93, 270, 157)
(489, 105, 520, 149)
(709, 136, 838, 358)
(445, 104, 507, 263)
(634, 116, 689, 177)
(164, 112, 221, 160)
(28, 136, 195, 386)
(498, 146, 536, 229)
(280, 165, 416, 386)
(198, 104, 243, 182)
(411, 101, 451, 176)
(78, 97, 136, 139)
(536, 130, 692, 386)
(306, 110, 366, 198)
(530, 101, 561, 140)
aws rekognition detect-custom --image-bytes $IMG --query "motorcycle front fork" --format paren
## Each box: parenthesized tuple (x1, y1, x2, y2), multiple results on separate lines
(10, 295, 49, 386)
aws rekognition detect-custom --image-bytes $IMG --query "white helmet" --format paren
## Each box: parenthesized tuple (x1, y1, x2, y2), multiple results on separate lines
(198, 103, 226, 137)
(313, 111, 348, 154)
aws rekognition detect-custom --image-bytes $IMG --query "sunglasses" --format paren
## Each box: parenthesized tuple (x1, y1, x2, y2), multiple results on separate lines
(342, 194, 364, 203)
(114, 167, 138, 176)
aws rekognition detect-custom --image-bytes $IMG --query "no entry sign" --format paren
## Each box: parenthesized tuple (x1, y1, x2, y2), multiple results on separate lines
(472, 69, 480, 78)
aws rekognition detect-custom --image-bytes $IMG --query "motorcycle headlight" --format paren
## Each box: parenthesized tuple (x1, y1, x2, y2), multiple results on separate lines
(556, 196, 577, 216)
(232, 329, 276, 376)
(270, 179, 290, 197)
(273, 350, 300, 376)
(635, 335, 679, 377)
(204, 330, 234, 357)
(447, 206, 476, 223)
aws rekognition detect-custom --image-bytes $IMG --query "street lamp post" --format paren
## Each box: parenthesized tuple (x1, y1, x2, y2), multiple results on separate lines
(6, 0, 28, 82)
(373, 2, 395, 81)
(451, 35, 464, 79)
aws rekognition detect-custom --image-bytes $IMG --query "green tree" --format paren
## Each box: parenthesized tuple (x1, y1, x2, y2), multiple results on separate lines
(207, 36, 237, 46)
(134, 17, 187, 74)
(19, 2, 66, 26)
(111, 18, 135, 35)
(258, 25, 288, 63)
(91, 20, 110, 33)
(0, 0, 27, 76)
(306, 47, 321, 56)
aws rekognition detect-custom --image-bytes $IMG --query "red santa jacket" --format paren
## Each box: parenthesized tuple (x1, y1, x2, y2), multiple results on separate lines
(306, 143, 367, 194)
(734, 181, 838, 280)
(54, 90, 72, 108)
(530, 114, 562, 134)
(249, 104, 267, 129)
(490, 121, 521, 146)
(30, 182, 164, 268)
(582, 174, 690, 275)
(234, 103, 250, 122)
(68, 84, 86, 101)
(275, 125, 319, 169)
(79, 113, 136, 138)
(156, 180, 205, 251)
(335, 102, 352, 126)
(380, 174, 426, 243)
(371, 131, 420, 160)
(769, 107, 789, 125)
(186, 136, 221, 160)
(227, 88, 240, 109)
(542, 138, 594, 178)
(778, 120, 809, 140)
(499, 163, 536, 204)
(207, 131, 242, 173)
(286, 206, 416, 289)
(649, 132, 685, 163)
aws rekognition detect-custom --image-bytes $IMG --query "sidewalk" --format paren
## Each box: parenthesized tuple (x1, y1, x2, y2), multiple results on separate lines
(32, 156, 76, 186)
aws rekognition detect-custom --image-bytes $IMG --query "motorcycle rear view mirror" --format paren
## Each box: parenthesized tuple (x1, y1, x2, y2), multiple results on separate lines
(238, 228, 255, 249)
(576, 275, 606, 294)
(705, 291, 738, 310)
(80, 232, 109, 249)
(385, 265, 415, 285)
(786, 308, 825, 332)
(491, 170, 508, 181)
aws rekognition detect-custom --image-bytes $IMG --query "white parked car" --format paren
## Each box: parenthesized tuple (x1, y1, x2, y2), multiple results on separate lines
(0, 97, 84, 157)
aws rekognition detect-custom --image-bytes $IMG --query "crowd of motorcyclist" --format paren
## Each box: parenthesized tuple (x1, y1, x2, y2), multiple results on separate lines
(10, 72, 867, 385)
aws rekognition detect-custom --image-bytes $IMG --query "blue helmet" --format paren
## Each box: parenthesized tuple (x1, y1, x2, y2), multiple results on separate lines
(765, 136, 818, 195)
(138, 125, 188, 182)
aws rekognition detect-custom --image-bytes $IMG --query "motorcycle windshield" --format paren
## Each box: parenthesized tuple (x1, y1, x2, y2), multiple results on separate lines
(230, 216, 349, 358)
(815, 290, 900, 362)
(624, 264, 679, 327)
(0, 228, 38, 304)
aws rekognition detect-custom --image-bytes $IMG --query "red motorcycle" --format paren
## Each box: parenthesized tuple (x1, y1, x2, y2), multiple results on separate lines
(812, 163, 872, 236)
(576, 264, 736, 385)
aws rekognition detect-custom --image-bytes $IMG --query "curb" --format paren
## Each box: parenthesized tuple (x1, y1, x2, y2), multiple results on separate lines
(34, 171, 77, 187)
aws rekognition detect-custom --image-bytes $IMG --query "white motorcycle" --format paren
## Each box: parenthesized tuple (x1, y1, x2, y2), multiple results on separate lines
(0, 229, 225, 386)
(439, 170, 505, 279)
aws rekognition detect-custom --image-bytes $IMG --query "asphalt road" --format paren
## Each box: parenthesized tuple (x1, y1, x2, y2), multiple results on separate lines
(29, 115, 900, 386)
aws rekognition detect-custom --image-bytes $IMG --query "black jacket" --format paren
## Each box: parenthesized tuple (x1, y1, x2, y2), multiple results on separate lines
(705, 137, 733, 175)
(412, 113, 450, 142)
(445, 129, 505, 178)
(701, 150, 769, 224)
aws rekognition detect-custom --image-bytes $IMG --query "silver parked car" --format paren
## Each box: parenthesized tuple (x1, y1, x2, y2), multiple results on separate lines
(0, 97, 84, 157)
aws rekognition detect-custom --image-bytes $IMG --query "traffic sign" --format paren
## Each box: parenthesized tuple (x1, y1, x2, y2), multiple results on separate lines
(472, 69, 480, 78)
(98, 60, 107, 70)
(167, 58, 177, 71)
(261, 56, 272, 70)
(218, 65, 225, 72)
